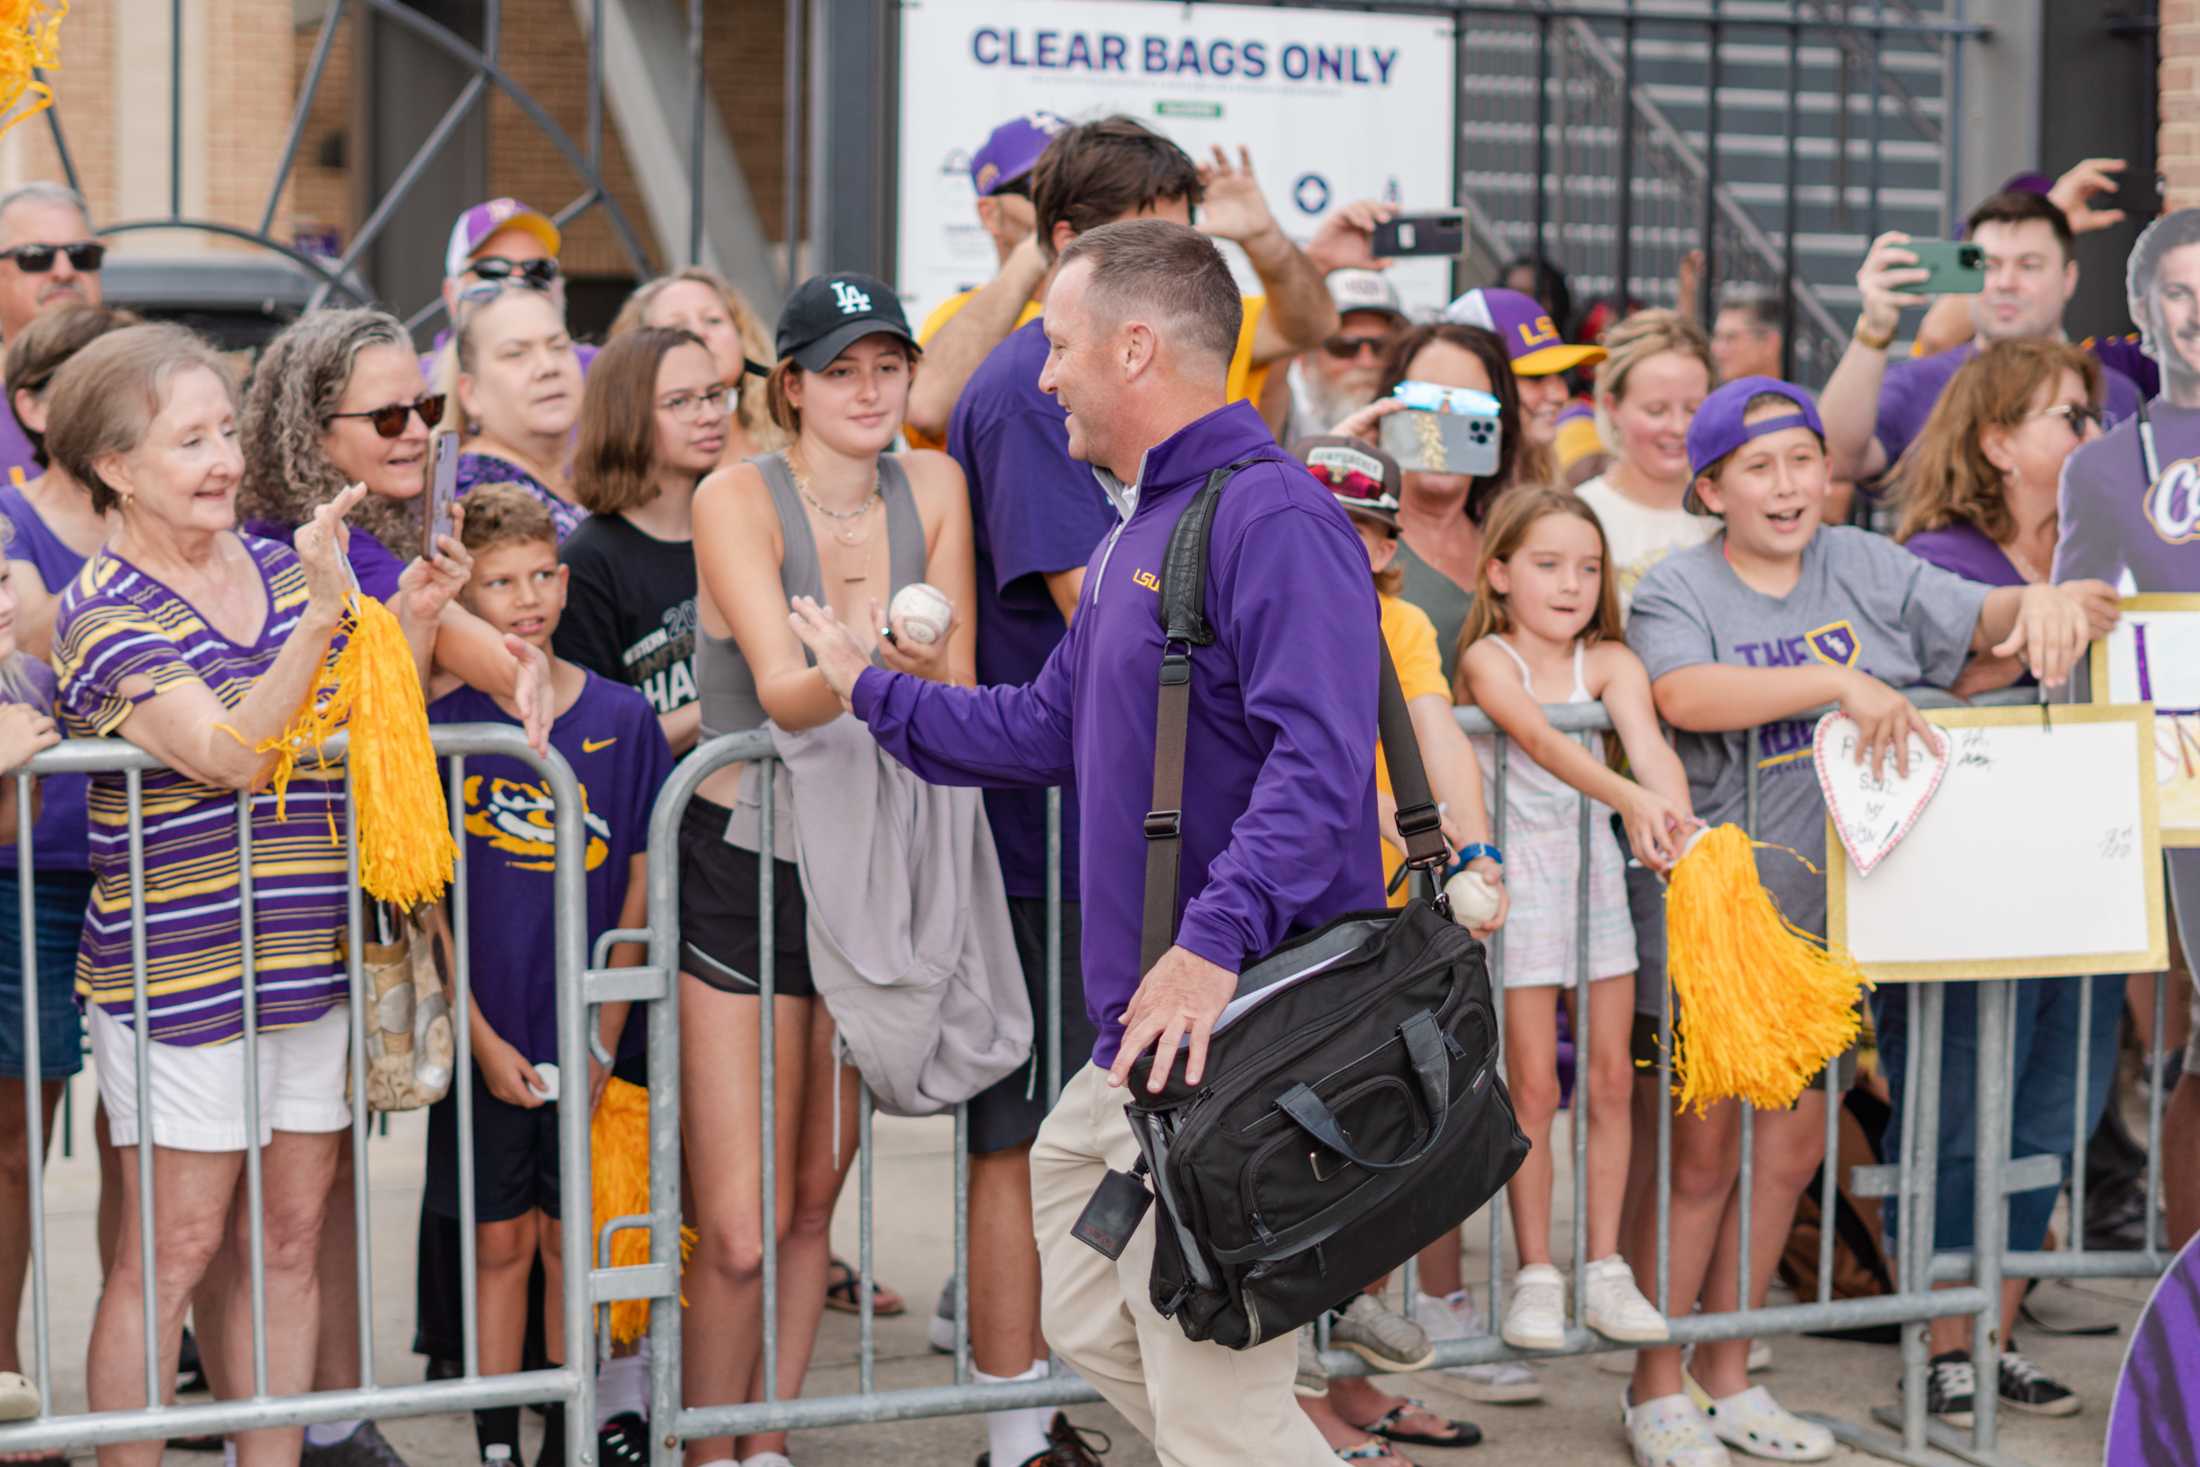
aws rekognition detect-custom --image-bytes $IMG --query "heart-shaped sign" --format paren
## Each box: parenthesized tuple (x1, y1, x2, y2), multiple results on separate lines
(1812, 712, 1951, 877)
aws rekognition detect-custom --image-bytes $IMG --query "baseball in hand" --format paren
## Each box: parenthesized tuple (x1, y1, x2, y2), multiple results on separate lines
(888, 582, 954, 646)
(1445, 869, 1503, 928)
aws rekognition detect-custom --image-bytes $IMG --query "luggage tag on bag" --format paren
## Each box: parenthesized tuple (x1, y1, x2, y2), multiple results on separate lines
(1071, 1163, 1153, 1260)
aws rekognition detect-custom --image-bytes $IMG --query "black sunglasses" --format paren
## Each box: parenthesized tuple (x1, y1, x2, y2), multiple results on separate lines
(470, 256, 559, 289)
(0, 241, 104, 274)
(326, 393, 446, 439)
(1322, 334, 1390, 361)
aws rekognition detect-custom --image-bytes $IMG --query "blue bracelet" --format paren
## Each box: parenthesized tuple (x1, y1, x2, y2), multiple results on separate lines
(1445, 843, 1503, 880)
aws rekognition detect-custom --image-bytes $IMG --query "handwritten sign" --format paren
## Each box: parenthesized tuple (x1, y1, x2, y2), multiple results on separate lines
(1826, 705, 2166, 982)
(1812, 713, 1949, 876)
(2090, 594, 2200, 849)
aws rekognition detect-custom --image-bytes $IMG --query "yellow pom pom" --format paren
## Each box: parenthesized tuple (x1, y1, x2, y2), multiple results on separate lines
(228, 593, 457, 909)
(1660, 823, 1871, 1115)
(592, 1076, 694, 1346)
(0, 2, 65, 141)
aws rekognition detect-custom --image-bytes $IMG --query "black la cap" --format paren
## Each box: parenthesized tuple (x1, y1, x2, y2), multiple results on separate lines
(775, 272, 918, 373)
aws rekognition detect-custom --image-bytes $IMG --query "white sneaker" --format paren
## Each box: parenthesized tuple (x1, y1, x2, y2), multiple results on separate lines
(1409, 1290, 1543, 1404)
(1500, 1264, 1567, 1351)
(1624, 1391, 1731, 1467)
(1583, 1256, 1671, 1343)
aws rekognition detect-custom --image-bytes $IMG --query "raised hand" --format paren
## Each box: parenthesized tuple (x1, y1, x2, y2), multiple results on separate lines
(1193, 145, 1282, 247)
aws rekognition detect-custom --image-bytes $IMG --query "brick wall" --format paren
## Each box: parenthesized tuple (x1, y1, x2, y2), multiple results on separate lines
(2165, 1, 2200, 209)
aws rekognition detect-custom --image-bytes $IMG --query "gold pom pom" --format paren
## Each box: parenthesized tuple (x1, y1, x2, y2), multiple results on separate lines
(1660, 823, 1871, 1114)
(592, 1076, 694, 1346)
(0, 2, 66, 141)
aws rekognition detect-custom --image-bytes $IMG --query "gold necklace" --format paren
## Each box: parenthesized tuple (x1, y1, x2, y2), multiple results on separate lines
(787, 451, 880, 548)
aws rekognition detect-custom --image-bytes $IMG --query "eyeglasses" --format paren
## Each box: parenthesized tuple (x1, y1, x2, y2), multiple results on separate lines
(470, 256, 559, 289)
(0, 241, 104, 274)
(1322, 335, 1390, 362)
(2032, 403, 2103, 438)
(658, 383, 732, 421)
(326, 393, 446, 439)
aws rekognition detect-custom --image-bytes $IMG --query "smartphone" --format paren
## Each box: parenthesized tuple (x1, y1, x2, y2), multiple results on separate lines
(1372, 211, 1467, 259)
(1907, 238, 1985, 295)
(424, 430, 460, 552)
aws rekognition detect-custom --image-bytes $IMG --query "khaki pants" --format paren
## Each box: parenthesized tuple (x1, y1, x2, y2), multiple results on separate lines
(1030, 1063, 1334, 1467)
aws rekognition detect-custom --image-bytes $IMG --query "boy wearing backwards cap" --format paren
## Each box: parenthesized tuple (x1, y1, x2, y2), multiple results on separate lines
(1617, 378, 2105, 1467)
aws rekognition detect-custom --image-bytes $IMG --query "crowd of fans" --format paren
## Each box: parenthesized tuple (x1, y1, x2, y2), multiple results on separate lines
(0, 114, 2179, 1467)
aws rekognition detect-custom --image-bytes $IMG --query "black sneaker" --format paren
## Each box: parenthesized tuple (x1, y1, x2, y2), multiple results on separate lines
(597, 1412, 648, 1467)
(301, 1422, 414, 1467)
(176, 1325, 210, 1395)
(1908, 1350, 1975, 1428)
(1997, 1351, 2080, 1417)
(974, 1412, 1110, 1467)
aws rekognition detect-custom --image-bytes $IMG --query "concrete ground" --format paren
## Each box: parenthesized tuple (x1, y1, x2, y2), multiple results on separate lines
(16, 1081, 2154, 1467)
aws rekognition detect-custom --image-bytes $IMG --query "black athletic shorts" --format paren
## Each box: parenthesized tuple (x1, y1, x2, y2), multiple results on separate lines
(677, 795, 814, 999)
(967, 897, 1097, 1155)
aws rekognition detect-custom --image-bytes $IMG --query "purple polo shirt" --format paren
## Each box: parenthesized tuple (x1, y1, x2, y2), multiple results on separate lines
(944, 317, 1118, 901)
(2056, 397, 2200, 592)
(1877, 342, 2142, 479)
(1904, 519, 2030, 686)
(852, 401, 1386, 1067)
(0, 480, 90, 870)
(0, 402, 36, 488)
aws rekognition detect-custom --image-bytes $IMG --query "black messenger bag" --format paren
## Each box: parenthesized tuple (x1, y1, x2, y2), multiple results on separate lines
(1073, 459, 1528, 1351)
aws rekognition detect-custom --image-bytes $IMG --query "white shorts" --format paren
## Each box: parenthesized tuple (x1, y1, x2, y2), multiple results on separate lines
(91, 1004, 352, 1152)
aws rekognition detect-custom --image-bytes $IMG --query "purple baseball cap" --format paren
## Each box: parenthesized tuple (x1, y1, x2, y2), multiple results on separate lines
(445, 198, 560, 278)
(970, 112, 1068, 197)
(1683, 375, 1825, 509)
(1442, 287, 1606, 376)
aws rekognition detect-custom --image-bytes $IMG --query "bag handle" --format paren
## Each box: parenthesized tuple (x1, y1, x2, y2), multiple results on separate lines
(1141, 460, 1448, 975)
(1274, 1009, 1452, 1174)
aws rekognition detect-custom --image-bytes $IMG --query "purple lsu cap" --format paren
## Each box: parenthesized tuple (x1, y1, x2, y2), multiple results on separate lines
(1683, 375, 1826, 510)
(1442, 287, 1606, 376)
(445, 198, 560, 278)
(970, 112, 1067, 196)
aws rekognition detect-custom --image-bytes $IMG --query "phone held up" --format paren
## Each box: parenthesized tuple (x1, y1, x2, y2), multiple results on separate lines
(1371, 210, 1467, 259)
(1905, 239, 1986, 296)
(424, 430, 460, 552)
(1379, 380, 1503, 480)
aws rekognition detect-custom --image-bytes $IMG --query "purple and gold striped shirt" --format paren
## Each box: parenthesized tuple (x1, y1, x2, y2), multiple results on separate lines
(55, 535, 351, 1046)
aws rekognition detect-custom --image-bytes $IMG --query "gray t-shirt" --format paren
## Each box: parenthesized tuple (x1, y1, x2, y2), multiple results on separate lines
(1396, 538, 1473, 689)
(1627, 525, 1989, 932)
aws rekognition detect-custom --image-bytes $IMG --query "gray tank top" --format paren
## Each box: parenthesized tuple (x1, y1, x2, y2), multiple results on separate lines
(698, 450, 930, 742)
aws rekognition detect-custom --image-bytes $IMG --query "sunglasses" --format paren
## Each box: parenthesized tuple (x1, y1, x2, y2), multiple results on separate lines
(326, 393, 446, 439)
(1322, 334, 1390, 362)
(2034, 403, 2103, 438)
(0, 241, 104, 274)
(470, 255, 559, 289)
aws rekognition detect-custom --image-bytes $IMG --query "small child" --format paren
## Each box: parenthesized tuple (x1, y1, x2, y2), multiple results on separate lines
(1454, 485, 1688, 1358)
(425, 484, 673, 1467)
(1619, 378, 2100, 1467)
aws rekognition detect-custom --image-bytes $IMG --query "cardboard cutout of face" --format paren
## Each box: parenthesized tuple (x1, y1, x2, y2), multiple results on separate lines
(2128, 207, 2200, 394)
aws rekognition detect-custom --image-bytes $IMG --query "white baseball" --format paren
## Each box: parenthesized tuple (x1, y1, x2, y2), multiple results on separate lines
(1445, 869, 1503, 927)
(889, 582, 954, 646)
(531, 1061, 560, 1103)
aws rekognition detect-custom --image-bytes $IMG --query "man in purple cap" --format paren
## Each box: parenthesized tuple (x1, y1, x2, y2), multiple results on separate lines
(1821, 190, 2143, 494)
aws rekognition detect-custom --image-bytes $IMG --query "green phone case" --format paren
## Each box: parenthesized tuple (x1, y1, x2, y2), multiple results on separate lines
(1908, 238, 1986, 295)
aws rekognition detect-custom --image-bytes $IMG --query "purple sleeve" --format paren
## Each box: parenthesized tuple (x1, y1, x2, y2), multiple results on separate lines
(349, 529, 406, 604)
(2101, 362, 2146, 427)
(2053, 438, 2127, 585)
(1173, 505, 1381, 973)
(1872, 358, 1937, 471)
(976, 409, 1116, 592)
(853, 625, 1077, 787)
(1902, 524, 2018, 587)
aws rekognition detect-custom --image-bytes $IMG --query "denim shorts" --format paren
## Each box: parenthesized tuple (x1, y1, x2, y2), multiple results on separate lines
(0, 869, 92, 1081)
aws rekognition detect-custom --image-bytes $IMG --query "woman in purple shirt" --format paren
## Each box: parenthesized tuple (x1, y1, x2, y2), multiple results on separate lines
(1879, 337, 2127, 1421)
(440, 286, 587, 539)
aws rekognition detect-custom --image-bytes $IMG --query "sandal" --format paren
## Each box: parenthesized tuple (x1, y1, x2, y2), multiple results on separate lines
(1336, 1440, 1412, 1464)
(1684, 1378, 1832, 1463)
(823, 1256, 905, 1316)
(1356, 1398, 1483, 1449)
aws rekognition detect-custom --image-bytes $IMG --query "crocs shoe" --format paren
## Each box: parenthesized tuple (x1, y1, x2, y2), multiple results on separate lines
(1583, 1256, 1671, 1344)
(0, 1371, 34, 1421)
(1624, 1391, 1730, 1467)
(1501, 1264, 1567, 1351)
(1409, 1289, 1543, 1403)
(1688, 1380, 1833, 1463)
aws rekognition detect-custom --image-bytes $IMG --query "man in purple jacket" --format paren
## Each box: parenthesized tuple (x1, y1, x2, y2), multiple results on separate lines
(791, 218, 1381, 1465)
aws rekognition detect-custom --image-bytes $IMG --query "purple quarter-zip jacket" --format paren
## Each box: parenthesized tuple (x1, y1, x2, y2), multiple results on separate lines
(852, 400, 1386, 1068)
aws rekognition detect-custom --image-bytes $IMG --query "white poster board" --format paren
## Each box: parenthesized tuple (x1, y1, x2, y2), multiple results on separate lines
(2091, 594, 2200, 848)
(1826, 705, 2166, 982)
(895, 0, 1460, 329)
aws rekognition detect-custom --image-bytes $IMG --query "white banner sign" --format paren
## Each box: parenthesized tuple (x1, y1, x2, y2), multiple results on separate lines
(895, 0, 1460, 329)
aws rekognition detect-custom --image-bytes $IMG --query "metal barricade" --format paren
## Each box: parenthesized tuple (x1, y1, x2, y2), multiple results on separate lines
(0, 724, 599, 1463)
(624, 688, 2172, 1465)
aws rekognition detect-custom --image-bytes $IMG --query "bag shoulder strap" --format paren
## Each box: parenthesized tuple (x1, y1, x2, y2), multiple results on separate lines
(1141, 458, 1448, 975)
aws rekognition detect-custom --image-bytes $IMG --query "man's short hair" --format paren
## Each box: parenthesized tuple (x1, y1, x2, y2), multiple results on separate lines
(2128, 208, 2200, 309)
(0, 183, 89, 245)
(1965, 190, 2075, 261)
(1714, 285, 1782, 335)
(1055, 219, 1242, 369)
(1031, 117, 1204, 264)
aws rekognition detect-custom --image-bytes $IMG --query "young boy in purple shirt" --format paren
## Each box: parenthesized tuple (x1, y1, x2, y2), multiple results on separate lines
(424, 484, 672, 1467)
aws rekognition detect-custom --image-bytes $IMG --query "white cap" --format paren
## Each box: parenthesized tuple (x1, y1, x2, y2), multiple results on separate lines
(1327, 269, 1405, 321)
